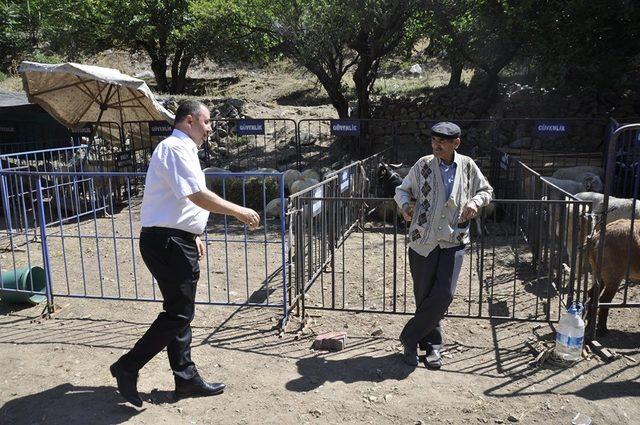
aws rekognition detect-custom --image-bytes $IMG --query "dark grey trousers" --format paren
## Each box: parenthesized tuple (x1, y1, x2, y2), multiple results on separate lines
(401, 244, 465, 351)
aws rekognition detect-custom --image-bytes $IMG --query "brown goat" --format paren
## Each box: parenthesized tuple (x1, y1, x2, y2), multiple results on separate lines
(587, 219, 640, 335)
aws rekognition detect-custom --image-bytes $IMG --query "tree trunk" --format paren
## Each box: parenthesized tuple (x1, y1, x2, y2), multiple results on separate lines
(170, 45, 183, 94)
(170, 44, 192, 94)
(475, 68, 500, 115)
(173, 53, 192, 95)
(315, 73, 349, 119)
(150, 55, 168, 93)
(353, 58, 374, 120)
(448, 56, 463, 88)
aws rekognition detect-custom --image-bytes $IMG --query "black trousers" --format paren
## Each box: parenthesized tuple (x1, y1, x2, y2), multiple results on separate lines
(118, 231, 199, 380)
(401, 244, 465, 352)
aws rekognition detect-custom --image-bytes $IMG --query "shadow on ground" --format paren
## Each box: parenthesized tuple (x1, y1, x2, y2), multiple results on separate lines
(287, 353, 413, 392)
(0, 383, 142, 425)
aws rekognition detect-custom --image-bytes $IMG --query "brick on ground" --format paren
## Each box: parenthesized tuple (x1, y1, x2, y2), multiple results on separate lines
(312, 331, 347, 351)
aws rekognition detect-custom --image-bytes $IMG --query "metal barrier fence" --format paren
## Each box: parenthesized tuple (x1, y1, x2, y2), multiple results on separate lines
(589, 123, 640, 339)
(0, 169, 290, 326)
(205, 118, 298, 170)
(392, 119, 496, 164)
(297, 119, 393, 166)
(606, 119, 640, 199)
(291, 196, 592, 322)
(285, 152, 385, 318)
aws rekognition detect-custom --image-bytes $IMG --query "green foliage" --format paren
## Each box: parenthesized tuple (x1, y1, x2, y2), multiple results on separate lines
(34, 0, 109, 60)
(25, 49, 63, 64)
(0, 1, 29, 70)
(529, 0, 640, 93)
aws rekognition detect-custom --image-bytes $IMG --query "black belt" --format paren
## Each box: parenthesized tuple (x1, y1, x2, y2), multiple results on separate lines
(141, 226, 198, 241)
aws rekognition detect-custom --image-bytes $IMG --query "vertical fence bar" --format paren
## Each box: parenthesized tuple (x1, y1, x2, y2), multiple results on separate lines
(36, 178, 54, 313)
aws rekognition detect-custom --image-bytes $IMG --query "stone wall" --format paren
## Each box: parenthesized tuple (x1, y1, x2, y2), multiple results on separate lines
(370, 86, 640, 159)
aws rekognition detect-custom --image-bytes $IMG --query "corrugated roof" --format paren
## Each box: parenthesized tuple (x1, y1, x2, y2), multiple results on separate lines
(0, 90, 29, 107)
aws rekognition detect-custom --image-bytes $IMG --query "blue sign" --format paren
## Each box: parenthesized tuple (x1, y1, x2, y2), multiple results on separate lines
(330, 120, 360, 136)
(148, 121, 173, 137)
(236, 119, 265, 135)
(534, 121, 569, 136)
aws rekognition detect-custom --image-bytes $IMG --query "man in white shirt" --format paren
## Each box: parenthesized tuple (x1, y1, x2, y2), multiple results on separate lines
(110, 100, 260, 407)
(395, 122, 493, 369)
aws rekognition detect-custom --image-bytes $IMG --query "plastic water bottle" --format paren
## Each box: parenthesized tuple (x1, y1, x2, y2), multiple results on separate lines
(554, 303, 585, 361)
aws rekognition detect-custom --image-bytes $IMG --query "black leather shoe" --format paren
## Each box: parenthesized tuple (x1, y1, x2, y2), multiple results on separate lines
(110, 361, 143, 407)
(400, 338, 419, 366)
(175, 374, 225, 398)
(424, 349, 443, 369)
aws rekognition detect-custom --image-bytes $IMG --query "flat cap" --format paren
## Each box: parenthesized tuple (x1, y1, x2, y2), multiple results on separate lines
(431, 122, 461, 139)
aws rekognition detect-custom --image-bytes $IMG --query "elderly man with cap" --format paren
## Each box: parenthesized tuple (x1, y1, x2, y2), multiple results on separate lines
(394, 121, 493, 368)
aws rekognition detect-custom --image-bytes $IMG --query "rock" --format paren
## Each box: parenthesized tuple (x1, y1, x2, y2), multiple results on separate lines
(371, 328, 384, 336)
(134, 70, 155, 79)
(309, 409, 322, 418)
(312, 331, 347, 351)
(507, 414, 520, 422)
(409, 64, 423, 75)
(226, 98, 244, 110)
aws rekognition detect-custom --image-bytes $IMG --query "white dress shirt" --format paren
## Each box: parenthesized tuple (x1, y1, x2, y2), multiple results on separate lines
(140, 129, 209, 234)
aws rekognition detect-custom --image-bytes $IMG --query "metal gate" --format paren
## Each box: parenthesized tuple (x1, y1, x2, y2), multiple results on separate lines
(287, 149, 595, 323)
(588, 123, 640, 338)
(0, 167, 291, 326)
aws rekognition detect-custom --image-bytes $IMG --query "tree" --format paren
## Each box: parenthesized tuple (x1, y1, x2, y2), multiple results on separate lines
(428, 0, 538, 109)
(529, 0, 640, 95)
(0, 1, 26, 71)
(251, 0, 423, 119)
(348, 0, 424, 118)
(32, 0, 108, 61)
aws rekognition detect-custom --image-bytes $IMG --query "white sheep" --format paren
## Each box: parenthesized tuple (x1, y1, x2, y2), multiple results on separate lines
(290, 178, 318, 194)
(301, 169, 320, 181)
(541, 173, 603, 198)
(574, 192, 640, 222)
(551, 165, 604, 181)
(284, 169, 302, 193)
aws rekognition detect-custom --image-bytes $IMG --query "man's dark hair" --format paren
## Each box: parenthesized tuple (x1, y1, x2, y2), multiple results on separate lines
(175, 100, 206, 123)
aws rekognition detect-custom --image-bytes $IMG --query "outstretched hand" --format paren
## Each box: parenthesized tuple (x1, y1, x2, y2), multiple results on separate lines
(237, 207, 260, 230)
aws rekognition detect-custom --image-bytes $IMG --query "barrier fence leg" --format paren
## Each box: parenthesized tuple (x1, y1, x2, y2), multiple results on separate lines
(36, 179, 55, 316)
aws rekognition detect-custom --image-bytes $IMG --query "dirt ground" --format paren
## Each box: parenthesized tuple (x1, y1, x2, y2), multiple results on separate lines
(1, 205, 639, 425)
(0, 296, 638, 425)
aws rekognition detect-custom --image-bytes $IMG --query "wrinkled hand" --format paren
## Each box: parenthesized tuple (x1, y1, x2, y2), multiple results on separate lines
(237, 207, 260, 230)
(195, 236, 205, 260)
(401, 202, 415, 222)
(461, 201, 479, 221)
